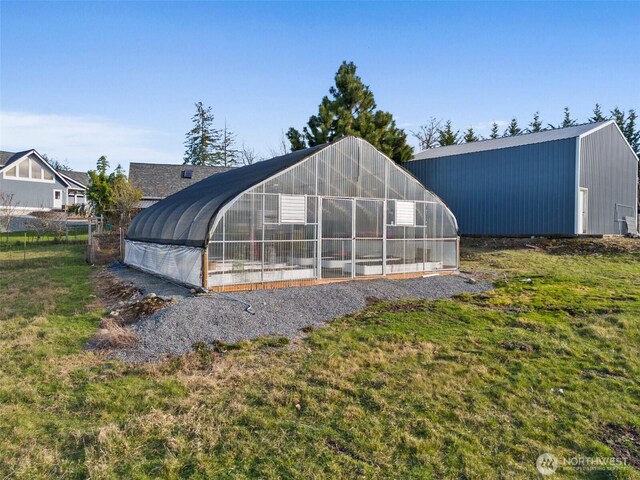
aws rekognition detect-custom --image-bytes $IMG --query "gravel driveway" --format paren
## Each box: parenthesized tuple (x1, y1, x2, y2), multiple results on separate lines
(117, 275, 491, 362)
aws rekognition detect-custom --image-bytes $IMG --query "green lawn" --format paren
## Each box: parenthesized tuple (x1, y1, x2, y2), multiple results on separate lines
(0, 227, 88, 245)
(0, 240, 638, 479)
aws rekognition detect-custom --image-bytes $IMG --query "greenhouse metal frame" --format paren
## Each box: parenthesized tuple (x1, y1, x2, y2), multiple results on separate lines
(125, 136, 459, 290)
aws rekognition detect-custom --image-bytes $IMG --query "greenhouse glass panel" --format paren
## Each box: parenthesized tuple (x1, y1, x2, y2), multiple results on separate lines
(126, 136, 458, 288)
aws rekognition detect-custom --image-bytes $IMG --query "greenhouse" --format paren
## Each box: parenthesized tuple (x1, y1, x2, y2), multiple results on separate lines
(125, 136, 459, 290)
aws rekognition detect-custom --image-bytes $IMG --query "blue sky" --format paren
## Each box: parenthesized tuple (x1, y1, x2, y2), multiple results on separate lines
(1, 1, 638, 171)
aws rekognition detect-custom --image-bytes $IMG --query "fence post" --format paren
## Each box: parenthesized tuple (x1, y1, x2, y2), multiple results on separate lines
(23, 231, 26, 264)
(87, 218, 92, 263)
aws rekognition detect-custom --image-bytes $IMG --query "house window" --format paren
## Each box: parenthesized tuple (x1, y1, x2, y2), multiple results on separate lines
(5, 166, 16, 177)
(395, 200, 416, 226)
(18, 161, 29, 178)
(279, 195, 306, 223)
(43, 170, 53, 181)
(55, 191, 61, 200)
(31, 160, 43, 179)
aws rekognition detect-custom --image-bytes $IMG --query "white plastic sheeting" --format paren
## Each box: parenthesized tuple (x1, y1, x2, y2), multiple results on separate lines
(125, 240, 203, 288)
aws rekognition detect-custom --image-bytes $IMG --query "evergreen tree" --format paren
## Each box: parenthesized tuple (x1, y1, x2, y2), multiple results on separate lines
(560, 107, 577, 128)
(437, 120, 460, 146)
(286, 127, 307, 151)
(623, 109, 639, 155)
(528, 112, 543, 133)
(286, 61, 413, 163)
(87, 156, 113, 216)
(183, 102, 221, 166)
(97, 155, 109, 175)
(611, 107, 626, 132)
(463, 127, 479, 143)
(489, 122, 499, 139)
(504, 118, 522, 137)
(216, 121, 239, 167)
(590, 104, 606, 122)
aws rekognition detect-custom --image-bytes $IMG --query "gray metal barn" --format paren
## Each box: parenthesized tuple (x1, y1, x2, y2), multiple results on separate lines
(125, 136, 459, 290)
(407, 121, 638, 236)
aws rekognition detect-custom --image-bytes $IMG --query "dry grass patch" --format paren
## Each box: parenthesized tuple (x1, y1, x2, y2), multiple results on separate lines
(92, 318, 139, 349)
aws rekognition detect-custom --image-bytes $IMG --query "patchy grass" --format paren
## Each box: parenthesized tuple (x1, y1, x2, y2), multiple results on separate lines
(0, 240, 639, 478)
(0, 227, 88, 245)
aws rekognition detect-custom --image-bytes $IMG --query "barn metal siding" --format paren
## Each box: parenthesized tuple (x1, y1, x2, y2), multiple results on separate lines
(579, 124, 638, 234)
(406, 139, 577, 236)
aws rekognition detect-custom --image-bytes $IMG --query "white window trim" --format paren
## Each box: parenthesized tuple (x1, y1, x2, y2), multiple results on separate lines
(3, 158, 56, 183)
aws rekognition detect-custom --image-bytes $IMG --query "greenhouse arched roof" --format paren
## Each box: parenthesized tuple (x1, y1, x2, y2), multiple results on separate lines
(126, 144, 328, 247)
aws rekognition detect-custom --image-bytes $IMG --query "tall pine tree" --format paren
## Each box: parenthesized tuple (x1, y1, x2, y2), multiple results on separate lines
(622, 109, 639, 155)
(611, 107, 626, 132)
(489, 122, 499, 139)
(504, 118, 522, 137)
(216, 121, 239, 167)
(463, 127, 479, 143)
(528, 112, 543, 133)
(287, 61, 413, 163)
(560, 107, 577, 128)
(437, 121, 460, 146)
(183, 102, 221, 166)
(590, 104, 606, 122)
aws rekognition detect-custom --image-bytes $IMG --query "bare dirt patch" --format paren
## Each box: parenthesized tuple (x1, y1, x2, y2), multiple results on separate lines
(499, 340, 536, 352)
(461, 237, 640, 257)
(599, 423, 640, 470)
(89, 270, 174, 350)
(92, 270, 141, 306)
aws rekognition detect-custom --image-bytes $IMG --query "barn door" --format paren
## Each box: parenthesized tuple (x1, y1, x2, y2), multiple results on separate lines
(578, 188, 588, 234)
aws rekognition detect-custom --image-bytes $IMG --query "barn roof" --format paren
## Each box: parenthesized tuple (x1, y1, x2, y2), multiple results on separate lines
(412, 121, 614, 160)
(126, 143, 327, 247)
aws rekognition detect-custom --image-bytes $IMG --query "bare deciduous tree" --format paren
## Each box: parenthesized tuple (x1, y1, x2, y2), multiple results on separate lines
(26, 210, 67, 241)
(267, 130, 291, 158)
(0, 192, 19, 242)
(412, 117, 442, 151)
(240, 144, 260, 166)
(111, 176, 142, 230)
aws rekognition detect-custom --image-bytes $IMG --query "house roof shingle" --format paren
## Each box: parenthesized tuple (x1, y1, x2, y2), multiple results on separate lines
(0, 149, 34, 167)
(59, 170, 90, 187)
(128, 162, 235, 199)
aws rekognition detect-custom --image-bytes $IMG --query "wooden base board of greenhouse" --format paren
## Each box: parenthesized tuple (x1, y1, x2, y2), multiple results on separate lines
(207, 270, 458, 292)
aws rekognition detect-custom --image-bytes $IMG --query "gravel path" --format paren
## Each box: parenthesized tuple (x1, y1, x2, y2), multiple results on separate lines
(117, 275, 491, 362)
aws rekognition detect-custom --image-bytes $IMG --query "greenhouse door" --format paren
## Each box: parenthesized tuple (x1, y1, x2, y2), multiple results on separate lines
(320, 198, 385, 279)
(320, 198, 353, 279)
(353, 199, 384, 277)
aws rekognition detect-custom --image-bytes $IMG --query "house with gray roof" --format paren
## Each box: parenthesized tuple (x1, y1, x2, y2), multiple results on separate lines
(0, 149, 88, 211)
(129, 162, 234, 208)
(406, 120, 639, 236)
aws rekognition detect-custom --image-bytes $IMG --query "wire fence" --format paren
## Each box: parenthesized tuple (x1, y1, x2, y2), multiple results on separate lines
(0, 223, 123, 271)
(0, 240, 88, 271)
